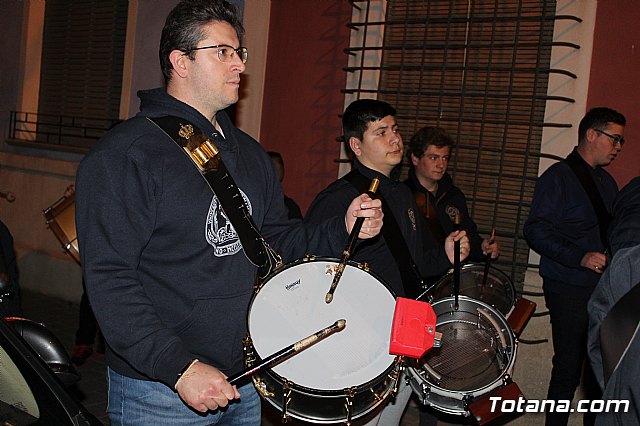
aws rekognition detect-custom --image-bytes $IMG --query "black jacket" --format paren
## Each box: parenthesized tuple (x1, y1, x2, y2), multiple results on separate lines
(404, 168, 485, 261)
(305, 161, 451, 299)
(524, 149, 618, 290)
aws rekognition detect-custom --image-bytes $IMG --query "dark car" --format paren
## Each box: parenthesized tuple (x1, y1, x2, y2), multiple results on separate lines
(0, 315, 102, 425)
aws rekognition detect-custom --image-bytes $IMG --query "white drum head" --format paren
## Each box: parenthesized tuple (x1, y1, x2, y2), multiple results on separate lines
(248, 259, 397, 390)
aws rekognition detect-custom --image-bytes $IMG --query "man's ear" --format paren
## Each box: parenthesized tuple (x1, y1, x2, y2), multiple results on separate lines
(585, 128, 600, 144)
(349, 137, 362, 157)
(411, 153, 419, 167)
(168, 49, 189, 79)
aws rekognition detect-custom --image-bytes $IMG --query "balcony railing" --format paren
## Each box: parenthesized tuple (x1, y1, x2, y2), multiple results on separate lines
(8, 111, 121, 153)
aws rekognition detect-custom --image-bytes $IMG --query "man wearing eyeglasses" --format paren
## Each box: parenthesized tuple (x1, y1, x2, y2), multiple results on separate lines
(525, 107, 626, 426)
(74, 1, 383, 424)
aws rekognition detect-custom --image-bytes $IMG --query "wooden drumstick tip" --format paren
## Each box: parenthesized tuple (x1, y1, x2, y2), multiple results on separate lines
(336, 319, 346, 330)
(369, 177, 380, 194)
(325, 293, 333, 303)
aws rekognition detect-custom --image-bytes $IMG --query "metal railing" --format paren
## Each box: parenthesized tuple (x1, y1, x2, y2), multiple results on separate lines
(8, 111, 121, 153)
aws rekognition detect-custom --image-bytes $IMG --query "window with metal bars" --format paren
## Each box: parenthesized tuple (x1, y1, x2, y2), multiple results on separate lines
(33, 0, 128, 151)
(343, 0, 577, 290)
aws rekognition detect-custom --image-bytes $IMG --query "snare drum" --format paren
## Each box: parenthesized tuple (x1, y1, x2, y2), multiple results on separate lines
(406, 296, 517, 418)
(43, 194, 79, 264)
(246, 257, 400, 424)
(429, 263, 516, 316)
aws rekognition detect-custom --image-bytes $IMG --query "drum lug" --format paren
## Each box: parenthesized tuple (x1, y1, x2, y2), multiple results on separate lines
(252, 376, 275, 398)
(388, 357, 403, 397)
(420, 382, 431, 404)
(303, 254, 316, 261)
(281, 380, 292, 423)
(343, 387, 356, 425)
(242, 335, 256, 368)
(502, 373, 513, 386)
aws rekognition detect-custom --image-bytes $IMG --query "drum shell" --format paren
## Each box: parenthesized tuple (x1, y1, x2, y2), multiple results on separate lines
(249, 349, 397, 424)
(246, 257, 399, 424)
(429, 263, 516, 316)
(406, 296, 517, 417)
(44, 195, 80, 264)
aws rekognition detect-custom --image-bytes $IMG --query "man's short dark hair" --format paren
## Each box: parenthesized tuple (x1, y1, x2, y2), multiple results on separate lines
(408, 126, 453, 159)
(160, 0, 244, 85)
(342, 99, 396, 143)
(578, 107, 626, 143)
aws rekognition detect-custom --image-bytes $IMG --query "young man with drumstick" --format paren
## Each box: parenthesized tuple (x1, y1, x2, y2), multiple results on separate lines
(305, 99, 470, 425)
(404, 126, 500, 263)
(74, 1, 383, 424)
(403, 126, 500, 426)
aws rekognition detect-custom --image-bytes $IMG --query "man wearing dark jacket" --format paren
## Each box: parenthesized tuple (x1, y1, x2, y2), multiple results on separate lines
(404, 126, 500, 263)
(74, 1, 382, 424)
(525, 107, 625, 426)
(587, 177, 640, 426)
(305, 99, 470, 425)
(404, 128, 501, 426)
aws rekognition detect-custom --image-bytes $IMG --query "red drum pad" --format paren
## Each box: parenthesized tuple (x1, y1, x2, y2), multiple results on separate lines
(390, 297, 438, 358)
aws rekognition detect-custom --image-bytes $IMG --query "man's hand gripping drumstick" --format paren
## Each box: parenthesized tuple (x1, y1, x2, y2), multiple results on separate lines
(175, 320, 347, 412)
(327, 178, 381, 303)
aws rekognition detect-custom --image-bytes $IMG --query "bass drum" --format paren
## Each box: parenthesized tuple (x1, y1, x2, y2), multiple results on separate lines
(246, 257, 401, 424)
(406, 296, 517, 417)
(428, 263, 516, 316)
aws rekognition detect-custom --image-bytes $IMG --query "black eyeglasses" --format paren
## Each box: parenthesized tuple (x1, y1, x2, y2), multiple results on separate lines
(595, 128, 625, 147)
(183, 44, 248, 64)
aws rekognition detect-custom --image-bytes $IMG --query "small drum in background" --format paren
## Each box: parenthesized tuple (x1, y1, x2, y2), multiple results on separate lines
(43, 194, 79, 265)
(246, 257, 400, 424)
(406, 296, 518, 419)
(429, 263, 516, 316)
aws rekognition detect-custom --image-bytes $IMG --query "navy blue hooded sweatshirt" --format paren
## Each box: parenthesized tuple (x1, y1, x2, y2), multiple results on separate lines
(76, 88, 348, 387)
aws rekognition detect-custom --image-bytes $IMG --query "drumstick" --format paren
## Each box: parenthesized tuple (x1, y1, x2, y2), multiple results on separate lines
(325, 178, 380, 304)
(453, 213, 461, 310)
(228, 319, 346, 385)
(480, 228, 496, 291)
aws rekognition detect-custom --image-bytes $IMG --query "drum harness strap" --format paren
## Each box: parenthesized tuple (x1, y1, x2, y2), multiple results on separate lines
(148, 115, 281, 279)
(343, 170, 425, 299)
(564, 151, 613, 254)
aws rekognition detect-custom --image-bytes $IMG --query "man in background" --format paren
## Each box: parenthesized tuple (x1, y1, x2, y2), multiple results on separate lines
(268, 151, 303, 219)
(525, 107, 626, 426)
(404, 126, 500, 263)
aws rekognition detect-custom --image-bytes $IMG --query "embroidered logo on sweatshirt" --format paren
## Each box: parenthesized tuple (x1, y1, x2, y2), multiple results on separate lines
(445, 205, 460, 223)
(205, 189, 252, 257)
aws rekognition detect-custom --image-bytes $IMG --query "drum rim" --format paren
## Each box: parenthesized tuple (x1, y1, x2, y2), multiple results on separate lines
(407, 295, 517, 399)
(255, 256, 397, 297)
(430, 262, 517, 314)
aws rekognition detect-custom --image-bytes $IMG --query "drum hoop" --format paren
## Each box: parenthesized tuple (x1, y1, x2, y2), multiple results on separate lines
(431, 263, 516, 312)
(256, 355, 400, 396)
(435, 263, 514, 289)
(409, 295, 517, 397)
(255, 256, 397, 297)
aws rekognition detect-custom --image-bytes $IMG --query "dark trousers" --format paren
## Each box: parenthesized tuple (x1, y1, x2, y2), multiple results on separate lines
(74, 286, 101, 346)
(544, 280, 601, 426)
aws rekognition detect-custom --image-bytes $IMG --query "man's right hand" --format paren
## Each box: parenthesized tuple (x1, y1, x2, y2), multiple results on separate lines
(444, 230, 470, 264)
(175, 361, 240, 413)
